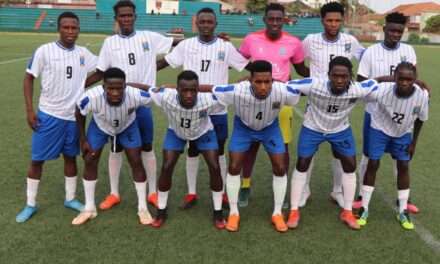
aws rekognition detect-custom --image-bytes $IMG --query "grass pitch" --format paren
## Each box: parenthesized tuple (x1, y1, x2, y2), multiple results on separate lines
(0, 32, 439, 263)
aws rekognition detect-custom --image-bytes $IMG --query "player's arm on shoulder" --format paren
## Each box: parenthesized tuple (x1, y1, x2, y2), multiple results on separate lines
(127, 82, 151, 91)
(284, 82, 301, 105)
(211, 84, 235, 105)
(414, 79, 432, 96)
(359, 79, 379, 102)
(85, 69, 104, 88)
(156, 58, 170, 71)
(287, 78, 314, 96)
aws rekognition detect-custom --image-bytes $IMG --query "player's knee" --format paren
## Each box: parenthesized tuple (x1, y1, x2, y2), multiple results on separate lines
(228, 161, 242, 175)
(142, 143, 152, 152)
(111, 144, 124, 153)
(272, 163, 286, 176)
(342, 163, 356, 173)
(296, 158, 311, 172)
(217, 140, 226, 156)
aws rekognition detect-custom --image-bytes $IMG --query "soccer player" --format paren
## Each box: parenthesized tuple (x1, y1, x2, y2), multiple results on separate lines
(287, 57, 380, 230)
(72, 68, 153, 225)
(206, 60, 301, 232)
(150, 71, 225, 229)
(357, 63, 428, 230)
(300, 2, 365, 208)
(156, 7, 249, 209)
(237, 3, 308, 207)
(85, 0, 177, 210)
(16, 12, 97, 223)
(355, 12, 419, 213)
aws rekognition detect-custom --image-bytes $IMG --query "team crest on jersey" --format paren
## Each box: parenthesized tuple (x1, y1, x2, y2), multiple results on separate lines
(413, 106, 421, 115)
(401, 56, 407, 62)
(128, 107, 135, 115)
(80, 55, 85, 66)
(349, 98, 357, 104)
(272, 102, 281, 109)
(218, 51, 225, 61)
(142, 41, 150, 51)
(345, 43, 352, 52)
(199, 110, 208, 118)
(279, 47, 286, 56)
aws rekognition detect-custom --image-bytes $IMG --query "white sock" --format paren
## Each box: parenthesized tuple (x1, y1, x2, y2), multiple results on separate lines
(273, 174, 287, 216)
(108, 152, 122, 196)
(342, 172, 357, 211)
(65, 176, 77, 201)
(134, 181, 147, 211)
(304, 157, 314, 195)
(398, 189, 410, 213)
(141, 151, 157, 196)
(212, 191, 223, 211)
(83, 179, 97, 211)
(358, 155, 369, 197)
(361, 185, 375, 211)
(219, 155, 227, 192)
(186, 156, 199, 195)
(290, 169, 307, 210)
(158, 191, 169, 210)
(26, 178, 40, 207)
(331, 158, 343, 193)
(226, 173, 240, 215)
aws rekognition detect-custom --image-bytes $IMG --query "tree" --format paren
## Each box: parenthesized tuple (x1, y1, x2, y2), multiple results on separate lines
(424, 14, 440, 33)
(246, 0, 266, 14)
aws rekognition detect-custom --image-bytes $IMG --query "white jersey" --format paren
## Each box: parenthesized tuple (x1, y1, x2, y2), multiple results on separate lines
(212, 81, 300, 131)
(77, 85, 152, 135)
(303, 33, 364, 78)
(288, 78, 378, 133)
(150, 88, 224, 140)
(164, 37, 249, 115)
(357, 42, 417, 112)
(27, 41, 97, 121)
(97, 30, 173, 86)
(369, 83, 429, 137)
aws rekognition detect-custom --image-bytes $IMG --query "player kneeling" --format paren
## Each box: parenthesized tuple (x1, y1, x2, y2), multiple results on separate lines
(151, 71, 226, 229)
(357, 62, 429, 230)
(72, 68, 153, 225)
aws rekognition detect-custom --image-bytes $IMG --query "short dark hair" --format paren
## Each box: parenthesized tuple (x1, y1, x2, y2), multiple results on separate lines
(395, 62, 417, 75)
(265, 3, 285, 15)
(104, 67, 126, 81)
(177, 70, 199, 83)
(385, 12, 407, 25)
(57, 12, 79, 29)
(329, 56, 353, 73)
(249, 60, 272, 75)
(113, 0, 136, 15)
(320, 2, 344, 18)
(197, 7, 216, 18)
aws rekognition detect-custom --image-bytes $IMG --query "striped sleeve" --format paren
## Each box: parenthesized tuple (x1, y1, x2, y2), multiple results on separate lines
(418, 91, 429, 121)
(149, 31, 173, 54)
(359, 79, 379, 102)
(164, 41, 185, 68)
(287, 78, 314, 95)
(351, 36, 365, 61)
(96, 38, 111, 72)
(150, 87, 166, 107)
(77, 90, 92, 116)
(26, 46, 45, 78)
(212, 84, 236, 106)
(357, 48, 372, 78)
(84, 47, 98, 73)
(284, 83, 301, 106)
(226, 42, 249, 72)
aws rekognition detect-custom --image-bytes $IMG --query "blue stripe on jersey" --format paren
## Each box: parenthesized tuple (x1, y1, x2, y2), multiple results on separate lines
(27, 52, 35, 70)
(361, 80, 376, 88)
(215, 85, 234, 93)
(79, 97, 90, 110)
(212, 94, 218, 100)
(140, 91, 150, 98)
(371, 86, 378, 92)
(287, 86, 300, 95)
(288, 78, 313, 85)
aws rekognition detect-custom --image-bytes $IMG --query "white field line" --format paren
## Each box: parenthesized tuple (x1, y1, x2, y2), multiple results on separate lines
(292, 105, 440, 255)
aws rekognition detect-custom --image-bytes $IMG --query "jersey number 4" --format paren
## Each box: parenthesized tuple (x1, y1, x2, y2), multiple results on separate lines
(255, 111, 263, 120)
(180, 118, 191, 128)
(128, 53, 136, 65)
(392, 112, 405, 124)
(201, 59, 211, 72)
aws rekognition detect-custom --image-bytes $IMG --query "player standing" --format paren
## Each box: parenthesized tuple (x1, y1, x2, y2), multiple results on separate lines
(355, 12, 419, 213)
(72, 68, 154, 225)
(86, 0, 177, 210)
(156, 7, 249, 209)
(149, 71, 226, 229)
(237, 3, 308, 207)
(357, 63, 428, 230)
(16, 12, 97, 223)
(205, 60, 301, 232)
(300, 2, 365, 208)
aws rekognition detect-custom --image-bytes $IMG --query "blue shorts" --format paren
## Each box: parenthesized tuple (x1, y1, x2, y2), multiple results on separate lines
(229, 116, 285, 154)
(297, 126, 356, 158)
(136, 106, 153, 145)
(163, 129, 218, 152)
(210, 114, 228, 141)
(368, 127, 412, 161)
(362, 112, 371, 156)
(31, 110, 79, 161)
(87, 118, 141, 151)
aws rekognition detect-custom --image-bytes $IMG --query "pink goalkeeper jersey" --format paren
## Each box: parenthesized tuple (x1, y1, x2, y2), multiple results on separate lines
(239, 30, 305, 82)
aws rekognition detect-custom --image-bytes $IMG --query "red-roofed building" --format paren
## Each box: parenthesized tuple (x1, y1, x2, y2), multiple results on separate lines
(390, 2, 440, 31)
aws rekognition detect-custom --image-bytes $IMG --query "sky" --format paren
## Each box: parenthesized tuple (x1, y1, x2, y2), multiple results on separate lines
(358, 0, 440, 13)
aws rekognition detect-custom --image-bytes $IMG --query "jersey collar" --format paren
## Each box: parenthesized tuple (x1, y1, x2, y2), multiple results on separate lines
(381, 42, 400, 51)
(119, 30, 137, 39)
(321, 32, 340, 43)
(55, 41, 75, 51)
(197, 36, 218, 45)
